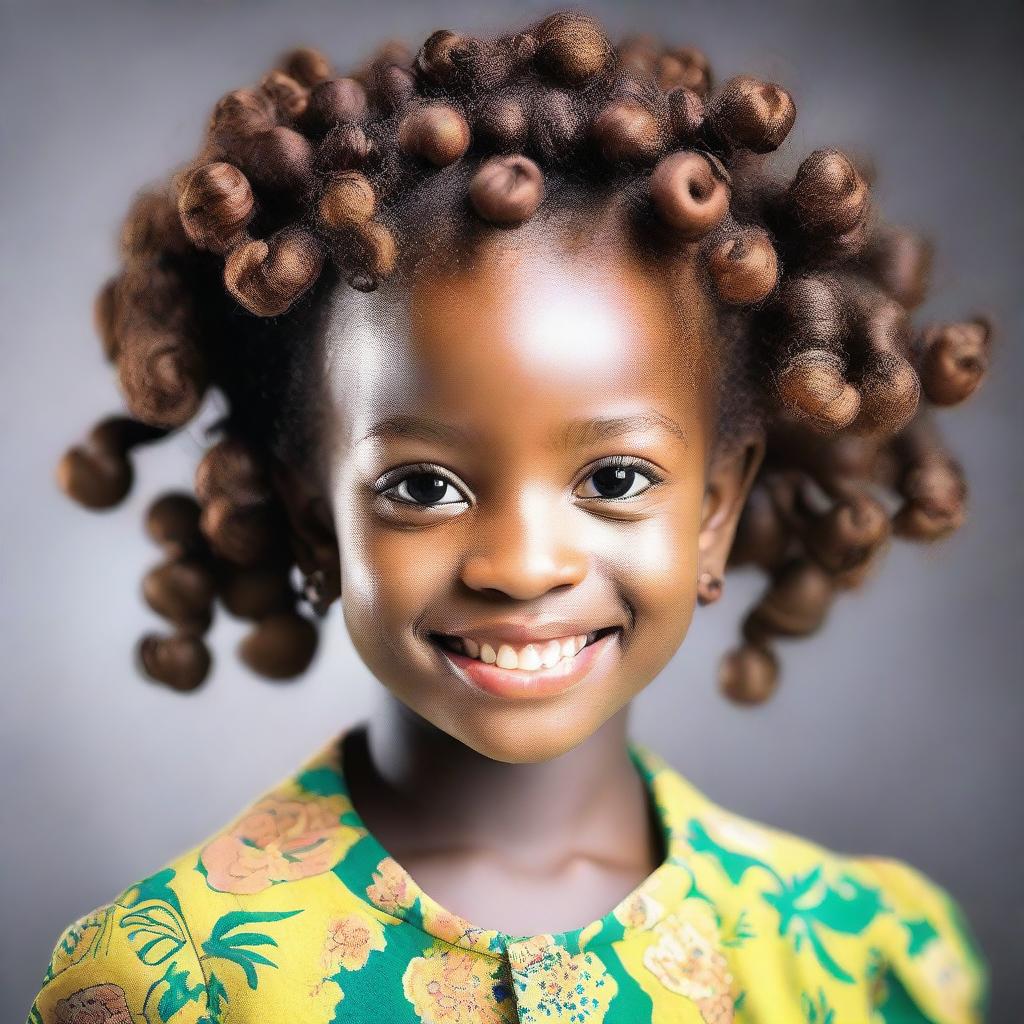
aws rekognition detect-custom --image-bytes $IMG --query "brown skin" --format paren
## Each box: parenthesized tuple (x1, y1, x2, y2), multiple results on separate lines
(277, 216, 763, 933)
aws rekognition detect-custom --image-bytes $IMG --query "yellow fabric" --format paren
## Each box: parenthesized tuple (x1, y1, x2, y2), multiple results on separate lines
(27, 726, 989, 1023)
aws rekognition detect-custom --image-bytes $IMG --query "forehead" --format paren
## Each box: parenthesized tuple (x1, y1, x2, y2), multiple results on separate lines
(322, 227, 714, 449)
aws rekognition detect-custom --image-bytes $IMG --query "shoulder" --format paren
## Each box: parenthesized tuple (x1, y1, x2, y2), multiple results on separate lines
(635, 744, 990, 1024)
(28, 745, 362, 1023)
(27, 820, 313, 1023)
(850, 854, 991, 1024)
(27, 863, 213, 1024)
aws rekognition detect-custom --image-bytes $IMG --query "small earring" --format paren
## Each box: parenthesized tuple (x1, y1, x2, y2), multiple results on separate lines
(697, 570, 723, 606)
(302, 568, 332, 617)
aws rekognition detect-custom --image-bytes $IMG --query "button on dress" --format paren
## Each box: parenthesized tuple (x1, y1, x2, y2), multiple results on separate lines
(27, 726, 989, 1023)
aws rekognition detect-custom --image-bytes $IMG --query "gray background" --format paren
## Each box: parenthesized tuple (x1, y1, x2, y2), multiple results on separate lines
(2, 0, 1021, 1019)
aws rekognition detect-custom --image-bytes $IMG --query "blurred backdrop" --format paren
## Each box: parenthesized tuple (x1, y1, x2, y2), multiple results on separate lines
(2, 0, 1021, 1019)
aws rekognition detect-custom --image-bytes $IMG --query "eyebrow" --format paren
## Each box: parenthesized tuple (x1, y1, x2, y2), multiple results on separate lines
(359, 412, 686, 448)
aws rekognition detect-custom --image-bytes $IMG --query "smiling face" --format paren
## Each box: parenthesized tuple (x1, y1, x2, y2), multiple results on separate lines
(285, 217, 759, 763)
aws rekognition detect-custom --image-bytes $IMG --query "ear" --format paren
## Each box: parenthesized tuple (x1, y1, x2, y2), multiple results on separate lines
(697, 433, 765, 594)
(269, 456, 339, 579)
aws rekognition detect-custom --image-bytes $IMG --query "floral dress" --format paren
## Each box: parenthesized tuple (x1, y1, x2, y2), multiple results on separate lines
(27, 725, 989, 1023)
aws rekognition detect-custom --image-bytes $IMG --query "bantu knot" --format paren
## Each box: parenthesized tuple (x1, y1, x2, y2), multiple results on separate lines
(468, 155, 545, 225)
(649, 150, 731, 241)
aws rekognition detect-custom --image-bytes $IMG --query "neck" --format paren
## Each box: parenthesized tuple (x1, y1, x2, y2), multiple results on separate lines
(343, 692, 661, 874)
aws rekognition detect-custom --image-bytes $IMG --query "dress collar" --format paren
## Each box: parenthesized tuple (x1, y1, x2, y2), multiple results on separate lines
(296, 725, 709, 959)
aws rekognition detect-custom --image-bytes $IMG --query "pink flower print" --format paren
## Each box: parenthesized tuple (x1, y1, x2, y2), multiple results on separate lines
(403, 946, 513, 1024)
(201, 793, 354, 894)
(320, 912, 386, 974)
(366, 856, 417, 913)
(423, 904, 490, 949)
(643, 908, 735, 1024)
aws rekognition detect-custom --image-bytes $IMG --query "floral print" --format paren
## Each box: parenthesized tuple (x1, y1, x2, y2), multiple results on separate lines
(365, 855, 417, 913)
(200, 792, 358, 894)
(53, 984, 132, 1024)
(508, 939, 618, 1023)
(643, 904, 735, 1023)
(612, 887, 664, 930)
(404, 945, 515, 1024)
(27, 726, 990, 1024)
(320, 912, 387, 973)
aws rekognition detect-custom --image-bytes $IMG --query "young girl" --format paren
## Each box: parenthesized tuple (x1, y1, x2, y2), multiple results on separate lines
(30, 12, 992, 1024)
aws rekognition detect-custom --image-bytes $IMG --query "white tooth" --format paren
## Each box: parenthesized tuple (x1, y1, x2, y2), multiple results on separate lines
(575, 634, 587, 654)
(496, 644, 518, 669)
(518, 644, 542, 670)
(463, 638, 480, 658)
(480, 643, 497, 664)
(540, 640, 562, 668)
(560, 638, 575, 658)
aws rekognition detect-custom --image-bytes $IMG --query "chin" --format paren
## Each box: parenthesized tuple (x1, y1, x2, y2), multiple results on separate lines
(434, 696, 625, 764)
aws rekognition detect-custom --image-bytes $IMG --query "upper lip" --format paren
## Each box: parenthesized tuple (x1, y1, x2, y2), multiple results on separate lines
(427, 619, 620, 646)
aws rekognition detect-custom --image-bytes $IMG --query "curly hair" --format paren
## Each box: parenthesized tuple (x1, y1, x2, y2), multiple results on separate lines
(57, 11, 992, 702)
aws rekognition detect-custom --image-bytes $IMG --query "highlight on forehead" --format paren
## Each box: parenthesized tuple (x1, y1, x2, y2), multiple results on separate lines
(393, 199, 720, 385)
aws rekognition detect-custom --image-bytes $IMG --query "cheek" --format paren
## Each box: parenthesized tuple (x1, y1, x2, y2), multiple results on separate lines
(592, 493, 703, 671)
(337, 509, 456, 632)
(600, 499, 701, 608)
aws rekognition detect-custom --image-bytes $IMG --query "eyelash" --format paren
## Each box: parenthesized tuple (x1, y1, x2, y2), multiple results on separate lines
(375, 456, 664, 508)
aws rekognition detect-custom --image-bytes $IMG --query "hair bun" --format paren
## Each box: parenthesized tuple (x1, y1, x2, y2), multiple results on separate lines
(177, 162, 255, 254)
(718, 643, 778, 704)
(533, 12, 611, 86)
(238, 611, 318, 679)
(778, 348, 861, 431)
(218, 564, 295, 620)
(279, 46, 333, 88)
(137, 632, 211, 691)
(209, 88, 277, 140)
(414, 29, 477, 89)
(259, 70, 309, 121)
(398, 103, 471, 166)
(708, 225, 779, 304)
(748, 559, 834, 637)
(224, 228, 324, 316)
(788, 148, 870, 237)
(319, 171, 376, 230)
(145, 492, 204, 557)
(346, 219, 398, 291)
(469, 155, 545, 225)
(591, 98, 666, 165)
(711, 75, 796, 154)
(895, 458, 966, 540)
(918, 319, 991, 406)
(863, 224, 933, 309)
(142, 557, 217, 626)
(649, 150, 731, 240)
(234, 126, 315, 194)
(655, 46, 711, 95)
(120, 191, 190, 259)
(803, 490, 891, 575)
(305, 77, 368, 133)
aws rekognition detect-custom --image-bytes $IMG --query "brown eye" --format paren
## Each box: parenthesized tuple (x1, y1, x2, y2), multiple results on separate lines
(576, 462, 658, 500)
(385, 471, 467, 507)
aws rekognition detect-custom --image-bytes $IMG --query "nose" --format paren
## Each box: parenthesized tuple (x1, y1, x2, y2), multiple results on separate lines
(460, 490, 588, 600)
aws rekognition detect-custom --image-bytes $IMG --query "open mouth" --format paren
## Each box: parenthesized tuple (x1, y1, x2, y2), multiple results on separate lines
(428, 626, 620, 672)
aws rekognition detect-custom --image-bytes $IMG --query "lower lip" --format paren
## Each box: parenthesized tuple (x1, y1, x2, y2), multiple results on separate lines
(434, 631, 621, 700)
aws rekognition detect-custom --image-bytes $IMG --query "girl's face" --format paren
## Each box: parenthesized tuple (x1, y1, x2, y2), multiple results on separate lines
(290, 224, 758, 763)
